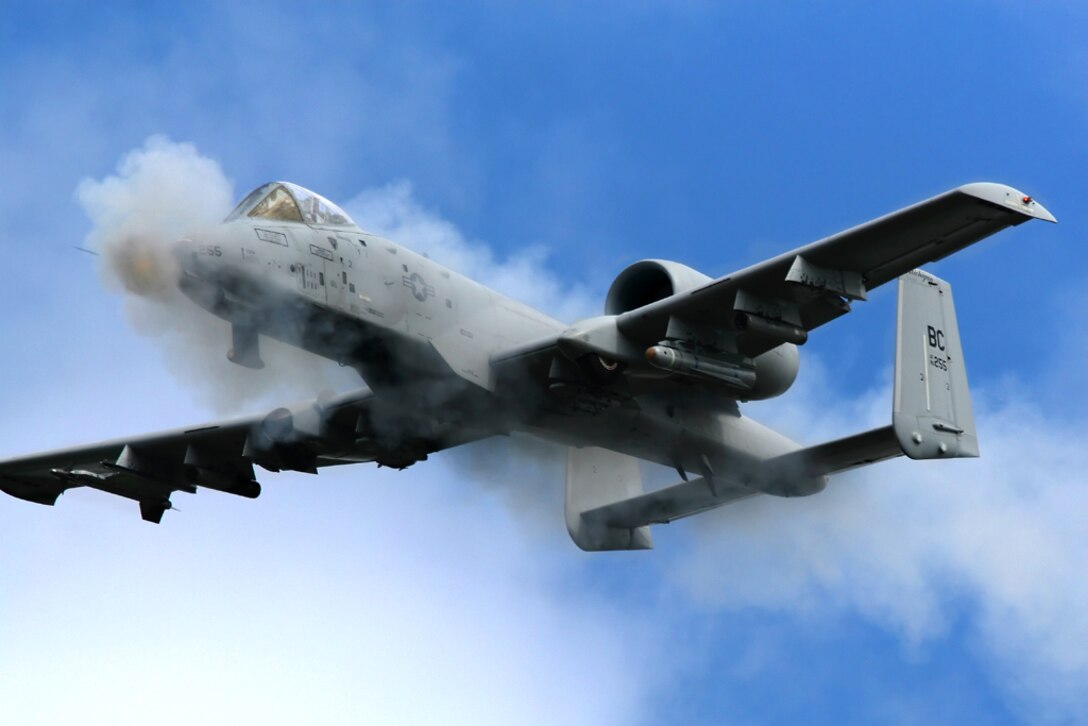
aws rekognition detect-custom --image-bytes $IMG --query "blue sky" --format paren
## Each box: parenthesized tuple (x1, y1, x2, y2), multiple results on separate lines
(1, 2, 1086, 724)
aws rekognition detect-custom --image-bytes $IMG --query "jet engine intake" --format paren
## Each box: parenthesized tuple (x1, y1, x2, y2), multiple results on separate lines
(605, 260, 713, 315)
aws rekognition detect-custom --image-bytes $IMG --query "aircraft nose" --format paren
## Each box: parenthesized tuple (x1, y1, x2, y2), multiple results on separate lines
(172, 235, 228, 310)
(172, 237, 194, 264)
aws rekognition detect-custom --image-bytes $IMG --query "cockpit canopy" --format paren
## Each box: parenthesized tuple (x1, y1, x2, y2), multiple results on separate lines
(226, 182, 356, 227)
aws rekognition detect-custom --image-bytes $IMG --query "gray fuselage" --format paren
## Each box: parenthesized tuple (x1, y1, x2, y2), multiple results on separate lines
(174, 215, 803, 489)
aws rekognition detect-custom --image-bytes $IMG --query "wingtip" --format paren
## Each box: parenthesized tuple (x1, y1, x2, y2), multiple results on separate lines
(957, 182, 1057, 224)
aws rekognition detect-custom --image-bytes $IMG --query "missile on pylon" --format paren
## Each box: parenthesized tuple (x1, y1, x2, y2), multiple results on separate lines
(644, 345, 756, 391)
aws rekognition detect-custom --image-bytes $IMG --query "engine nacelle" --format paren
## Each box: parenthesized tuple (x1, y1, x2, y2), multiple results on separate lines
(605, 259, 712, 315)
(748, 343, 799, 400)
(603, 259, 799, 400)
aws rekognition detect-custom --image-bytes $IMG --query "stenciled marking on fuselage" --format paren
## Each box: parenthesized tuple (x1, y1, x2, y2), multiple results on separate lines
(254, 228, 287, 246)
(309, 244, 334, 261)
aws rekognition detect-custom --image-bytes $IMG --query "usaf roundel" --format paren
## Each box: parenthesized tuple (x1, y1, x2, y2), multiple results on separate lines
(402, 272, 435, 302)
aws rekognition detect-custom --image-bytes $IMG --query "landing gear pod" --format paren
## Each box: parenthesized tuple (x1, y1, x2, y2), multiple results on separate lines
(565, 446, 653, 551)
(228, 323, 265, 370)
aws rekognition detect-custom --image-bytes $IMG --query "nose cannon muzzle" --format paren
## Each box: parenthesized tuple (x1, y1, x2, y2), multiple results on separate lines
(172, 236, 227, 311)
(172, 237, 201, 275)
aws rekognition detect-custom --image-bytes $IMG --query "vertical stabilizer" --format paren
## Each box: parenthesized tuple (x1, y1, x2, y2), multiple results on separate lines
(893, 270, 979, 459)
(566, 447, 653, 551)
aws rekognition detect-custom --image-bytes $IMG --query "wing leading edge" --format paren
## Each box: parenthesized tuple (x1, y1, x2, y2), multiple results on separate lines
(492, 183, 1053, 390)
(617, 183, 1054, 357)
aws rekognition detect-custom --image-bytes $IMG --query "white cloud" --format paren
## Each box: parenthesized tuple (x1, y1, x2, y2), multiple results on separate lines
(0, 461, 659, 726)
(347, 180, 598, 323)
(668, 364, 1088, 721)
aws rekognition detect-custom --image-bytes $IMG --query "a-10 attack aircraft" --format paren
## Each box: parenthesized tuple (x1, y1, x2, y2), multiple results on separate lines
(0, 181, 1055, 549)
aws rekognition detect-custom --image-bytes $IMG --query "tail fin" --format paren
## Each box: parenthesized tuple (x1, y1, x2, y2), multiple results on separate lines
(892, 270, 979, 458)
(566, 447, 653, 551)
(562, 269, 979, 550)
(767, 268, 979, 479)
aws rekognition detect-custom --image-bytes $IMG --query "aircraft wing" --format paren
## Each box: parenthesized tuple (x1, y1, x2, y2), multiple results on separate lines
(0, 388, 478, 522)
(617, 183, 1055, 357)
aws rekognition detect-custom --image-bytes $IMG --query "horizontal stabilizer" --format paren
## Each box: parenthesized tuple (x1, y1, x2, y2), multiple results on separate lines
(764, 425, 902, 479)
(582, 475, 756, 530)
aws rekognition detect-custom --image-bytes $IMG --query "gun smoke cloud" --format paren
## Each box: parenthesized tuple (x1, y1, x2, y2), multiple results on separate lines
(77, 137, 598, 416)
(78, 136, 232, 300)
(78, 137, 356, 413)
